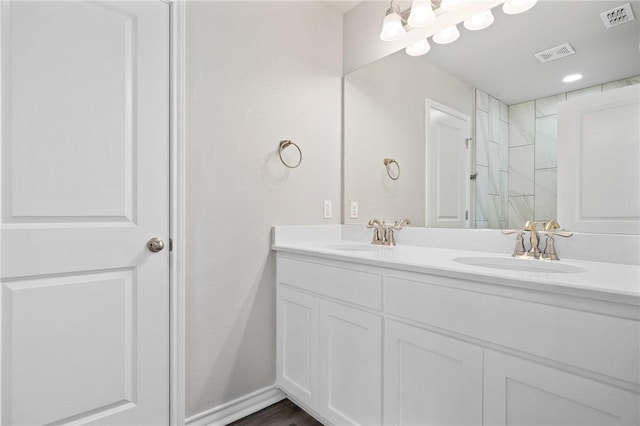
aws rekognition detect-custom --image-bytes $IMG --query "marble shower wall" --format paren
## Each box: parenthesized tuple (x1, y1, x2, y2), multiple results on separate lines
(507, 75, 640, 229)
(475, 89, 509, 229)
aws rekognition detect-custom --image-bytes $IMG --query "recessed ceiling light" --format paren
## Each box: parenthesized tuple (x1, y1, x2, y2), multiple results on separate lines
(563, 74, 583, 83)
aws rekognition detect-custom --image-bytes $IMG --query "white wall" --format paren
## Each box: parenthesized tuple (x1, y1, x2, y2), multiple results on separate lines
(185, 1, 342, 417)
(344, 51, 474, 226)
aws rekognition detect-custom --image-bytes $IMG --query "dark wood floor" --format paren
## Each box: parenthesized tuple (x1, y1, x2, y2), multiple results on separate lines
(228, 398, 322, 426)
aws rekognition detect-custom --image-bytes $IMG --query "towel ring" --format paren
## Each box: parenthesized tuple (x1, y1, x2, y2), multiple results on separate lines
(279, 140, 302, 169)
(384, 158, 400, 180)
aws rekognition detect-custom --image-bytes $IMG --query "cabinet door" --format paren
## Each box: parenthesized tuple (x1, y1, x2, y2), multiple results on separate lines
(384, 320, 483, 426)
(277, 286, 319, 409)
(484, 350, 640, 426)
(319, 300, 382, 425)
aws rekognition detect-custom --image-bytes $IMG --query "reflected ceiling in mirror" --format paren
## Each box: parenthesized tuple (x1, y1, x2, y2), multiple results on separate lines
(343, 0, 640, 230)
(416, 1, 640, 105)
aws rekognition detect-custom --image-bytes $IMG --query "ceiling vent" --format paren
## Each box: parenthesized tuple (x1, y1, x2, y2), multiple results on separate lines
(601, 3, 635, 28)
(534, 43, 576, 63)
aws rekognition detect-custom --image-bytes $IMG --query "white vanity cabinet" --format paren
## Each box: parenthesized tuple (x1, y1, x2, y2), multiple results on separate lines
(276, 255, 383, 425)
(275, 250, 640, 426)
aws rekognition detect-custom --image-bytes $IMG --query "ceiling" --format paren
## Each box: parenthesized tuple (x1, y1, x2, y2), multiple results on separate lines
(417, 0, 640, 105)
(323, 0, 362, 14)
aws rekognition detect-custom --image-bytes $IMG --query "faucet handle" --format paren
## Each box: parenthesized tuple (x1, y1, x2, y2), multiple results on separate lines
(391, 218, 412, 230)
(367, 218, 381, 228)
(501, 229, 521, 235)
(541, 228, 573, 260)
(543, 220, 560, 231)
(550, 230, 573, 238)
(502, 229, 526, 257)
(541, 220, 573, 238)
(523, 221, 539, 231)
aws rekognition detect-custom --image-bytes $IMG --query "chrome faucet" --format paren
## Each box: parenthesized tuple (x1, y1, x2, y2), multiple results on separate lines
(386, 219, 412, 246)
(367, 218, 411, 246)
(503, 220, 572, 260)
(367, 219, 386, 244)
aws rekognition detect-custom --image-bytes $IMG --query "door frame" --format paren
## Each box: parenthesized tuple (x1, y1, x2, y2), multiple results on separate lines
(167, 0, 186, 424)
(424, 99, 471, 228)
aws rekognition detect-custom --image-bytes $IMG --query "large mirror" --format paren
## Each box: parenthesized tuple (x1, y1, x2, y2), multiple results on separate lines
(343, 0, 640, 230)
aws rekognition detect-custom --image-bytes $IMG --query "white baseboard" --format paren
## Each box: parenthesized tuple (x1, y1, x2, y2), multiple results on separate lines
(185, 385, 286, 426)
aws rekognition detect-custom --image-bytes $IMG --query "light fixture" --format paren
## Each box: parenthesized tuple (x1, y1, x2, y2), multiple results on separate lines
(562, 74, 583, 83)
(408, 0, 435, 28)
(377, 0, 538, 58)
(379, 0, 406, 42)
(405, 39, 431, 56)
(440, 0, 470, 12)
(433, 25, 460, 44)
(464, 10, 495, 31)
(503, 0, 538, 15)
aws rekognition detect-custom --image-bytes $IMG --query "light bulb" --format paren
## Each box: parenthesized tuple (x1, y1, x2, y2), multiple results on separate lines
(405, 39, 431, 56)
(502, 0, 538, 15)
(379, 11, 406, 42)
(440, 0, 469, 11)
(464, 10, 495, 31)
(433, 25, 460, 44)
(408, 0, 435, 28)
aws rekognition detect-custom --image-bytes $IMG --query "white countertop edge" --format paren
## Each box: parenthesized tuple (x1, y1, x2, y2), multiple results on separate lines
(272, 241, 640, 306)
(273, 225, 640, 266)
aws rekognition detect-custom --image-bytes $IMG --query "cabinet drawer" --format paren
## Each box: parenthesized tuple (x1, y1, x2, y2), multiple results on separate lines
(277, 255, 383, 310)
(385, 275, 640, 385)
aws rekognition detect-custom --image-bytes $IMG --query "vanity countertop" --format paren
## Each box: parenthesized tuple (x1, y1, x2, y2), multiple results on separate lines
(272, 239, 640, 305)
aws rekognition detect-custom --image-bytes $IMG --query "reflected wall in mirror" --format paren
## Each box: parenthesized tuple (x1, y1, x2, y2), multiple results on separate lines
(344, 52, 474, 227)
(343, 0, 640, 231)
(505, 77, 639, 230)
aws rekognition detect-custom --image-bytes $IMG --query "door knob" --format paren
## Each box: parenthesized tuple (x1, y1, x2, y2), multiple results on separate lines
(147, 237, 165, 253)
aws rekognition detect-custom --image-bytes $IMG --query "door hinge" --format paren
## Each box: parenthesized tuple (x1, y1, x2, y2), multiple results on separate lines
(470, 173, 478, 180)
(169, 238, 173, 252)
(465, 137, 472, 149)
(465, 210, 469, 220)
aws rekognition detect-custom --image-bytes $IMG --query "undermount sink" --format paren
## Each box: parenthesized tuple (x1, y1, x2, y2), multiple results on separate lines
(453, 256, 586, 274)
(325, 243, 392, 252)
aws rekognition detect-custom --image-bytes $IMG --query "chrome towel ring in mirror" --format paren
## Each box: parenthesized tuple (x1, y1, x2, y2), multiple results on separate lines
(279, 140, 302, 168)
(384, 158, 400, 180)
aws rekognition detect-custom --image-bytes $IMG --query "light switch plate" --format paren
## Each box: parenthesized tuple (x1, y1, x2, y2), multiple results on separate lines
(323, 200, 332, 219)
(350, 201, 359, 219)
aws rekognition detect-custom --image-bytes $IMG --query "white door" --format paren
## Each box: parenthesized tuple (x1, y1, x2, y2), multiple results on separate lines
(384, 320, 483, 426)
(1, 1, 170, 425)
(557, 85, 640, 234)
(425, 100, 470, 228)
